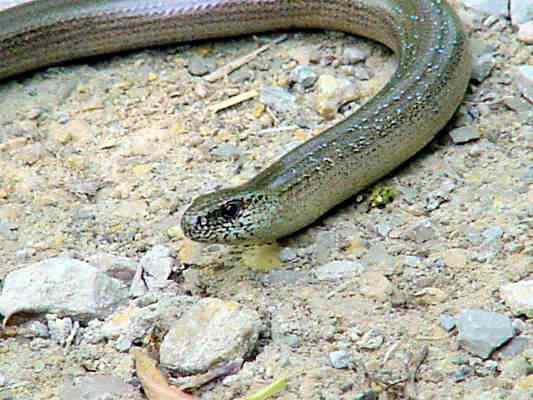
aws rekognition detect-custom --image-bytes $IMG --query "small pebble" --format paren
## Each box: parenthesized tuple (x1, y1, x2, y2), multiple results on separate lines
(187, 55, 216, 76)
(449, 126, 481, 144)
(453, 366, 473, 382)
(115, 336, 132, 352)
(440, 314, 457, 332)
(289, 65, 318, 89)
(279, 247, 298, 262)
(341, 46, 370, 64)
(329, 350, 353, 369)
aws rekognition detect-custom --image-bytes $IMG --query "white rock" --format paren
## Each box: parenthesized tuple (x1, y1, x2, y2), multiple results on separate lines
(501, 280, 533, 318)
(0, 257, 128, 324)
(130, 245, 174, 297)
(160, 298, 261, 374)
(517, 21, 533, 44)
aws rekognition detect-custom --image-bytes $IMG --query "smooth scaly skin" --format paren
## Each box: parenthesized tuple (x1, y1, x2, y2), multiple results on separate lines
(0, 0, 471, 243)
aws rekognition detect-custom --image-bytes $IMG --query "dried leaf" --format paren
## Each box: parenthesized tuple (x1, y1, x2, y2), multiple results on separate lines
(133, 348, 197, 400)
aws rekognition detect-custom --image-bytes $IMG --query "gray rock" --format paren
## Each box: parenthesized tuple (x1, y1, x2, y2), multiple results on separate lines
(456, 309, 514, 359)
(115, 336, 132, 352)
(470, 39, 496, 82)
(511, 0, 533, 25)
(187, 55, 216, 76)
(260, 86, 296, 113)
(449, 126, 481, 144)
(329, 350, 353, 369)
(440, 314, 457, 332)
(515, 65, 533, 103)
(472, 52, 495, 82)
(453, 366, 473, 382)
(289, 65, 318, 89)
(160, 298, 261, 374)
(314, 260, 366, 281)
(279, 247, 298, 262)
(462, 0, 508, 17)
(500, 280, 533, 317)
(0, 257, 128, 323)
(130, 245, 174, 297)
(342, 46, 371, 64)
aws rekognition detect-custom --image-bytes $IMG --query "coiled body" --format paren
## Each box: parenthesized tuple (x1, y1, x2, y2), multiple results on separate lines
(0, 0, 471, 243)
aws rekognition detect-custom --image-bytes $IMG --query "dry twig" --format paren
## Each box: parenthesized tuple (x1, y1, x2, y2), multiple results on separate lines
(204, 35, 287, 82)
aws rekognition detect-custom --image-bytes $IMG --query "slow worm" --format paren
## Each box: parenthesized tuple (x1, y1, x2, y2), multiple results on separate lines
(0, 0, 471, 243)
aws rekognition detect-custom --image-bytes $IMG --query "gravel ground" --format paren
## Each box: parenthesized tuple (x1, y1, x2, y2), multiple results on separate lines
(0, 1, 532, 399)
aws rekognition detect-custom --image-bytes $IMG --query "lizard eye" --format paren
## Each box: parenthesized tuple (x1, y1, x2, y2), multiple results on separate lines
(222, 200, 243, 219)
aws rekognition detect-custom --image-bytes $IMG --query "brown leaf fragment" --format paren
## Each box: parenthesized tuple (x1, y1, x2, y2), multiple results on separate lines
(133, 348, 198, 400)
